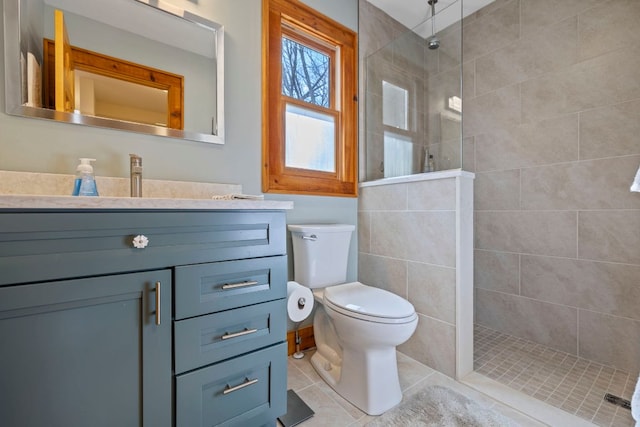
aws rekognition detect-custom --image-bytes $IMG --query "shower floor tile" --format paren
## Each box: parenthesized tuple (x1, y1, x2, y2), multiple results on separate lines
(474, 325, 637, 427)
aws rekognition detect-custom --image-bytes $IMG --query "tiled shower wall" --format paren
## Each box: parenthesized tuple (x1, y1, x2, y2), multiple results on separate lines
(358, 1, 473, 379)
(359, 0, 465, 182)
(358, 177, 460, 378)
(467, 0, 640, 373)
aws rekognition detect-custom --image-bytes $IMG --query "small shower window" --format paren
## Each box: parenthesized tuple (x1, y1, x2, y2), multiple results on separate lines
(383, 131, 413, 178)
(382, 80, 408, 130)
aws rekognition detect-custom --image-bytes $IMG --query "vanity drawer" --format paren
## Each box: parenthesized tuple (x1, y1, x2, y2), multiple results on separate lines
(176, 342, 287, 427)
(174, 255, 287, 319)
(174, 299, 286, 374)
(0, 210, 286, 286)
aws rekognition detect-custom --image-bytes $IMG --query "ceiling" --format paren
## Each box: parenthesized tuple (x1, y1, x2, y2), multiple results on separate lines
(366, 0, 495, 37)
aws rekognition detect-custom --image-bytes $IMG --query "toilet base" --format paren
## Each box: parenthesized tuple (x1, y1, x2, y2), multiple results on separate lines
(310, 346, 403, 415)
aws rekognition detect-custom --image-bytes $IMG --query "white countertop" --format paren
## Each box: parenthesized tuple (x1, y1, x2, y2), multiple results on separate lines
(0, 194, 293, 210)
(0, 171, 293, 210)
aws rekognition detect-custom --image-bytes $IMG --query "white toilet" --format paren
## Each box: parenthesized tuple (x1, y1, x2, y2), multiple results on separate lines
(288, 224, 418, 415)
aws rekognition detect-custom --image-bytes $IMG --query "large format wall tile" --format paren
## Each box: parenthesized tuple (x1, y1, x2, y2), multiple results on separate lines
(579, 310, 640, 373)
(474, 170, 521, 211)
(462, 0, 520, 62)
(358, 252, 408, 298)
(358, 0, 406, 58)
(475, 211, 577, 257)
(437, 22, 462, 73)
(521, 255, 640, 320)
(475, 249, 520, 294)
(462, 137, 475, 172)
(474, 114, 579, 172)
(371, 211, 456, 267)
(476, 289, 578, 354)
(463, 61, 476, 101)
(578, 211, 640, 264)
(407, 178, 456, 211)
(463, 84, 521, 138)
(578, 0, 640, 60)
(398, 314, 456, 378)
(520, 0, 600, 36)
(579, 100, 640, 159)
(465, 0, 640, 373)
(359, 184, 407, 211)
(521, 46, 640, 123)
(358, 211, 371, 254)
(408, 261, 456, 324)
(475, 17, 578, 95)
(392, 31, 427, 79)
(521, 156, 640, 210)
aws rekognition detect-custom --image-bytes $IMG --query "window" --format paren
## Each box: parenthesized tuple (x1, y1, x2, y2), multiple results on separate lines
(382, 80, 415, 178)
(382, 81, 408, 130)
(262, 0, 358, 197)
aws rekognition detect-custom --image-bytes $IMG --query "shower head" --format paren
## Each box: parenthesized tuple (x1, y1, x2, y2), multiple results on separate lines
(428, 36, 440, 50)
(427, 0, 440, 50)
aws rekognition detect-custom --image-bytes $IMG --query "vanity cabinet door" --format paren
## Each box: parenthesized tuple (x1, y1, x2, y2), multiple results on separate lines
(0, 270, 172, 427)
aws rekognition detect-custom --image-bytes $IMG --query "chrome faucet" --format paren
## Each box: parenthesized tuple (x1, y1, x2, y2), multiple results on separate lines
(129, 154, 143, 197)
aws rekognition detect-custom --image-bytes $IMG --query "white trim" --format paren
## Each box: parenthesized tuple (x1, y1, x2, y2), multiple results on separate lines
(359, 169, 475, 188)
(461, 372, 597, 427)
(455, 174, 474, 379)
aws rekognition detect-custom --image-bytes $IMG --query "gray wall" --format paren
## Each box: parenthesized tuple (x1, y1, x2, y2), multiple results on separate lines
(467, 0, 640, 373)
(0, 0, 358, 283)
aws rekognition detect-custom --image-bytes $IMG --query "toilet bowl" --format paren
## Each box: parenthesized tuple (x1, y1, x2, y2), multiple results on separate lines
(288, 224, 418, 415)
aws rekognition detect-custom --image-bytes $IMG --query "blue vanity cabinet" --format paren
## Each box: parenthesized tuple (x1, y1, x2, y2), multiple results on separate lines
(0, 270, 173, 427)
(0, 208, 288, 427)
(174, 254, 288, 426)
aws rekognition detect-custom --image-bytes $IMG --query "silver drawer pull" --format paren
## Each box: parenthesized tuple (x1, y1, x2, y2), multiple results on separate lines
(221, 280, 259, 290)
(155, 281, 161, 326)
(223, 377, 258, 395)
(222, 328, 258, 340)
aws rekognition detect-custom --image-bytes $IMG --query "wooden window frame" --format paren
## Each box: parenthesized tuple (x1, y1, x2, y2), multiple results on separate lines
(43, 38, 184, 130)
(262, 0, 358, 197)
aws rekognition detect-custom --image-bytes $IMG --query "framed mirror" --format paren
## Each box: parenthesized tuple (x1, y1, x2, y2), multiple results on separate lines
(3, 0, 224, 144)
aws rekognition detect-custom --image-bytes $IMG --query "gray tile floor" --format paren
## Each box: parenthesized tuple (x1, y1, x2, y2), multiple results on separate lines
(282, 349, 544, 426)
(475, 325, 637, 427)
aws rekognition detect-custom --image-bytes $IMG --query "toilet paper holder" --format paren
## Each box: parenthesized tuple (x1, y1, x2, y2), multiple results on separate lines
(293, 297, 308, 359)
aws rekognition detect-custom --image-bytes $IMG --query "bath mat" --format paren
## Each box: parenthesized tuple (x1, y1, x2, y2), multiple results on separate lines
(366, 385, 520, 427)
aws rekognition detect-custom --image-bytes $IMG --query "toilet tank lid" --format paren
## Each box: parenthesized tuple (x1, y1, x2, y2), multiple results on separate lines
(288, 224, 355, 233)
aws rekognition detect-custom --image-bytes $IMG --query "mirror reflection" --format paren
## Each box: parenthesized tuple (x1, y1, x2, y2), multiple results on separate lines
(5, 0, 224, 144)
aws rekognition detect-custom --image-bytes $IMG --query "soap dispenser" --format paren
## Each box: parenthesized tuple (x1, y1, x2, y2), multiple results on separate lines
(72, 158, 99, 196)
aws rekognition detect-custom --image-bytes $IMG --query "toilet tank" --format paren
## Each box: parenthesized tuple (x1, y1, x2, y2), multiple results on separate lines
(288, 224, 355, 288)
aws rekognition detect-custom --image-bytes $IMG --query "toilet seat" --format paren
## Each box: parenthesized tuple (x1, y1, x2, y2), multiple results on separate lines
(323, 282, 417, 324)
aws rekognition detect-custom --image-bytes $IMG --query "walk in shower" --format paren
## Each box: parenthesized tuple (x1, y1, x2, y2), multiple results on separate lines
(362, 0, 463, 182)
(359, 0, 638, 426)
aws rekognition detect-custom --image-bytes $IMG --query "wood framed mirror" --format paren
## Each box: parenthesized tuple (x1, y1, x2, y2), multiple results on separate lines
(43, 37, 184, 129)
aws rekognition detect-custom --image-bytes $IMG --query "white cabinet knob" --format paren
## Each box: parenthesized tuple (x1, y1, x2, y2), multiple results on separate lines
(132, 235, 149, 249)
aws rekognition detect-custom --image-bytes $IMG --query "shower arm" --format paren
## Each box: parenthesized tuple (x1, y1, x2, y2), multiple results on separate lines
(429, 0, 436, 36)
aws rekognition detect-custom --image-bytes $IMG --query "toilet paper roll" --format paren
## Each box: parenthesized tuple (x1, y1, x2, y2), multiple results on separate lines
(287, 281, 314, 322)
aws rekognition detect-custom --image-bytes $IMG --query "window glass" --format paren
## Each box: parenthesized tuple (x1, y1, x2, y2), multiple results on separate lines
(281, 37, 330, 108)
(382, 80, 408, 130)
(285, 103, 335, 172)
(383, 131, 413, 178)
